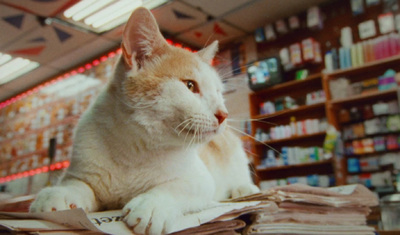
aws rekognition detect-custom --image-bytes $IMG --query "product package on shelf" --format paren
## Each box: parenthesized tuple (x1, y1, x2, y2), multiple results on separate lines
(255, 118, 327, 143)
(325, 33, 400, 72)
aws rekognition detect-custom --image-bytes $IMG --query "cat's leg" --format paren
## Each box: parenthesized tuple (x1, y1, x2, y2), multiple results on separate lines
(123, 172, 214, 234)
(29, 178, 99, 213)
(227, 143, 260, 199)
(231, 184, 260, 198)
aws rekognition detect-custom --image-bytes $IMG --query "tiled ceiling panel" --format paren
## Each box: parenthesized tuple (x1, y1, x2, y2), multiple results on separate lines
(48, 37, 118, 70)
(4, 21, 96, 64)
(1, 0, 73, 17)
(0, 5, 41, 50)
(152, 1, 208, 36)
(102, 25, 124, 43)
(182, 0, 251, 17)
(177, 20, 246, 48)
(223, 0, 333, 33)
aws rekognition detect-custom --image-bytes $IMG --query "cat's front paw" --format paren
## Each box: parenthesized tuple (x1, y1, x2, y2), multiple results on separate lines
(123, 193, 180, 235)
(30, 186, 94, 213)
(231, 184, 260, 199)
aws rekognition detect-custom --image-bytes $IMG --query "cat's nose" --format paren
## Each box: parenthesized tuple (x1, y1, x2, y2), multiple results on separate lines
(215, 110, 228, 125)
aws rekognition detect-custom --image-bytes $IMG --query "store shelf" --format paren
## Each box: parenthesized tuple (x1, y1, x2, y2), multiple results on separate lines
(253, 73, 322, 96)
(329, 88, 398, 106)
(347, 164, 394, 176)
(324, 54, 400, 78)
(343, 130, 400, 141)
(6, 142, 73, 163)
(340, 112, 400, 126)
(256, 159, 334, 180)
(345, 148, 400, 157)
(0, 115, 79, 145)
(253, 102, 325, 120)
(256, 131, 326, 146)
(257, 159, 333, 172)
(248, 72, 331, 184)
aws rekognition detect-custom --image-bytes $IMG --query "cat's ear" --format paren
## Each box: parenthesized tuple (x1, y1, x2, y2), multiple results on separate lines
(197, 40, 218, 64)
(121, 7, 167, 69)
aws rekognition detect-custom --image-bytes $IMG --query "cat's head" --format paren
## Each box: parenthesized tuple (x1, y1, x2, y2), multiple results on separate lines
(113, 7, 228, 147)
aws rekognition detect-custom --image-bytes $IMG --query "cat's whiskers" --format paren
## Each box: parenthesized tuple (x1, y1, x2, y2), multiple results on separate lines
(178, 119, 194, 137)
(174, 118, 193, 135)
(226, 124, 282, 156)
(183, 121, 196, 147)
(226, 118, 278, 126)
(185, 122, 198, 152)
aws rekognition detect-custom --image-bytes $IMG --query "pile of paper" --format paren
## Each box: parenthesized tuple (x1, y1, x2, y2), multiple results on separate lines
(231, 184, 379, 235)
(0, 201, 277, 235)
(0, 184, 378, 234)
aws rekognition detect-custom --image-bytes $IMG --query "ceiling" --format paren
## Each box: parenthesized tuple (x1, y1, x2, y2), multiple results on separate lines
(0, 0, 333, 102)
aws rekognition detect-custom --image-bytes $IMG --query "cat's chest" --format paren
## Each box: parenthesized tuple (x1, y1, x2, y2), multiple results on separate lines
(104, 154, 184, 195)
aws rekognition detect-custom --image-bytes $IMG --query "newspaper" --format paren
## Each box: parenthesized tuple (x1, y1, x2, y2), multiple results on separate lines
(0, 184, 377, 234)
(0, 201, 275, 234)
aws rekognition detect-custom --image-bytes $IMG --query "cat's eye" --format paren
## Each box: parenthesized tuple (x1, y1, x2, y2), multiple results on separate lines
(184, 80, 199, 93)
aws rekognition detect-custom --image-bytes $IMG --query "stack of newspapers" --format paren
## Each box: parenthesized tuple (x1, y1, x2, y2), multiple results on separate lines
(0, 184, 378, 234)
(232, 184, 379, 235)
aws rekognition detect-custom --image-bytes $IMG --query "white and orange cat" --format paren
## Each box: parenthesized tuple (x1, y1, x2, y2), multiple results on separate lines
(30, 7, 259, 234)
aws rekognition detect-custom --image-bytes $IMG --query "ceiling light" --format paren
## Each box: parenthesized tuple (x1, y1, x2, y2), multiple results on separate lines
(0, 53, 12, 66)
(0, 53, 39, 85)
(62, 0, 168, 33)
(72, 0, 113, 21)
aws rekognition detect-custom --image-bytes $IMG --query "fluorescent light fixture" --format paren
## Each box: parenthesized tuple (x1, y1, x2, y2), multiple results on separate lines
(62, 0, 168, 33)
(72, 0, 113, 21)
(0, 53, 39, 85)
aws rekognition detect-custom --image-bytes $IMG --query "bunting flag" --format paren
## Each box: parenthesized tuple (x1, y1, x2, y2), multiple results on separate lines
(173, 9, 195, 20)
(29, 37, 46, 43)
(53, 26, 72, 43)
(214, 22, 227, 36)
(3, 14, 24, 29)
(194, 31, 203, 38)
(8, 45, 46, 56)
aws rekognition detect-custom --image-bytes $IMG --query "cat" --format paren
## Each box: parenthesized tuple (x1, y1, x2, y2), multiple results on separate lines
(29, 7, 259, 234)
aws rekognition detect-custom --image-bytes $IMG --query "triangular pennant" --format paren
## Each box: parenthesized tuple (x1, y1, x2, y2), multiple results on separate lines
(9, 46, 45, 55)
(213, 23, 227, 37)
(29, 37, 46, 43)
(3, 14, 24, 29)
(53, 26, 72, 43)
(172, 9, 195, 20)
(194, 31, 203, 38)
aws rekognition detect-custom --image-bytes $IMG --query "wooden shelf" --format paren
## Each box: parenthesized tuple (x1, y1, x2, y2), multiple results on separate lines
(257, 159, 333, 172)
(345, 148, 400, 157)
(324, 54, 400, 78)
(329, 88, 398, 106)
(256, 159, 334, 180)
(252, 102, 325, 120)
(340, 112, 400, 126)
(344, 130, 400, 142)
(252, 73, 322, 95)
(347, 164, 394, 176)
(256, 131, 326, 146)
